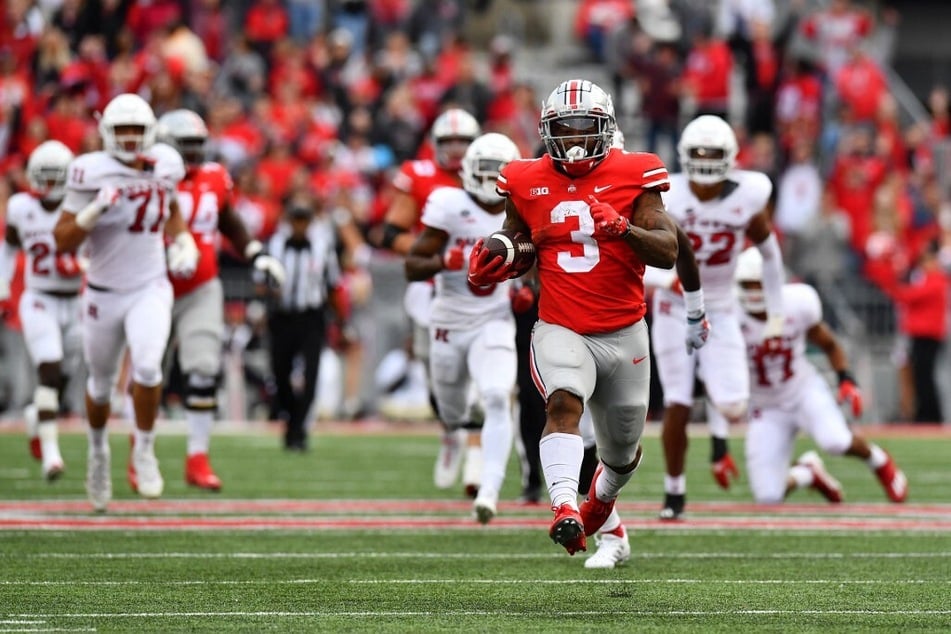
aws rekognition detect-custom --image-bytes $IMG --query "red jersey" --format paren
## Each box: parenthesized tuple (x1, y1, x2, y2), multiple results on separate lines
(170, 162, 233, 298)
(497, 149, 670, 334)
(390, 158, 461, 229)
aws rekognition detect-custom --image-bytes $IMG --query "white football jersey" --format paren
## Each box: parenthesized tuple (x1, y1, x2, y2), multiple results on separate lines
(62, 143, 185, 292)
(421, 186, 512, 329)
(5, 193, 84, 294)
(659, 170, 772, 311)
(740, 283, 823, 408)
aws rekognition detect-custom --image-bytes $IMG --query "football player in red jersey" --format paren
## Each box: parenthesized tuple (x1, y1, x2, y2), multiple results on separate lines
(468, 79, 704, 558)
(375, 108, 486, 496)
(142, 109, 285, 492)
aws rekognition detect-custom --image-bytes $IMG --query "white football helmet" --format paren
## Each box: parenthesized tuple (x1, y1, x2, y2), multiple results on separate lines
(26, 140, 74, 203)
(431, 108, 481, 171)
(677, 115, 738, 185)
(98, 93, 157, 163)
(462, 133, 521, 205)
(734, 247, 766, 313)
(156, 108, 208, 166)
(539, 79, 616, 176)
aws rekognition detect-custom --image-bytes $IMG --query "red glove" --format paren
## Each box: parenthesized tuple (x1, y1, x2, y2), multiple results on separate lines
(589, 195, 630, 237)
(837, 370, 863, 418)
(442, 245, 465, 270)
(467, 238, 512, 286)
(509, 285, 536, 313)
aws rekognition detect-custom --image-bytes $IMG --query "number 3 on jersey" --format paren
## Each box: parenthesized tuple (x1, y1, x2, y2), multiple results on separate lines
(551, 200, 599, 273)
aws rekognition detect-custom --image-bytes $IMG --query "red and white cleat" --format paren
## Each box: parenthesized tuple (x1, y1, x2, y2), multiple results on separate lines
(579, 464, 617, 536)
(711, 453, 740, 490)
(875, 453, 908, 503)
(186, 453, 222, 491)
(549, 504, 587, 555)
(797, 451, 843, 503)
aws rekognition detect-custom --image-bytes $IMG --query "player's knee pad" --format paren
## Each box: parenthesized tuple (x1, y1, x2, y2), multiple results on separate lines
(817, 434, 852, 457)
(34, 385, 59, 414)
(480, 391, 510, 421)
(185, 373, 219, 412)
(716, 400, 748, 425)
(86, 375, 113, 405)
(132, 363, 163, 388)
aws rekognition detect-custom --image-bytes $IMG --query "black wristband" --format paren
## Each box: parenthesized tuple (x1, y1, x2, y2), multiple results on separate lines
(836, 369, 856, 386)
(380, 222, 406, 251)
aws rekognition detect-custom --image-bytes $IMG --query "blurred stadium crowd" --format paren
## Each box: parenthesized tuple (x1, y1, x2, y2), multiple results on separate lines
(0, 0, 948, 424)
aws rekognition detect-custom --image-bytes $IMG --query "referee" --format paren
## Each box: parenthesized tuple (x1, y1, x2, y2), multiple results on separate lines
(262, 199, 348, 451)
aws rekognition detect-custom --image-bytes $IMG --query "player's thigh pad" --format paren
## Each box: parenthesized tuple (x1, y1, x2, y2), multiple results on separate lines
(82, 288, 131, 402)
(697, 310, 750, 407)
(797, 374, 854, 455)
(650, 303, 695, 406)
(588, 320, 650, 466)
(172, 278, 224, 377)
(19, 290, 64, 365)
(60, 296, 84, 378)
(125, 278, 173, 388)
(530, 320, 596, 402)
(745, 407, 798, 504)
(469, 318, 516, 398)
(429, 327, 472, 424)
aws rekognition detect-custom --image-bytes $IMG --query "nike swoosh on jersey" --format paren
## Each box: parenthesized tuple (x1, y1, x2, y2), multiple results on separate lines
(593, 185, 613, 193)
(633, 355, 648, 364)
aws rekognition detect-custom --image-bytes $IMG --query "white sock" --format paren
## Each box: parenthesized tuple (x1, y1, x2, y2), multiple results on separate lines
(789, 464, 813, 489)
(866, 444, 888, 469)
(186, 409, 214, 456)
(596, 463, 633, 501)
(598, 508, 622, 534)
(479, 394, 514, 497)
(540, 432, 583, 509)
(664, 474, 687, 495)
(38, 421, 61, 461)
(133, 428, 156, 455)
(88, 426, 108, 451)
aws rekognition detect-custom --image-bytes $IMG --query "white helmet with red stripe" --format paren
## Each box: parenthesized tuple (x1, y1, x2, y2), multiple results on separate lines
(677, 115, 738, 185)
(734, 247, 766, 313)
(539, 79, 616, 176)
(431, 108, 481, 171)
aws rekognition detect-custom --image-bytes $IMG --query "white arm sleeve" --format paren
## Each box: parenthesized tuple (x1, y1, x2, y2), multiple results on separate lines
(756, 232, 785, 316)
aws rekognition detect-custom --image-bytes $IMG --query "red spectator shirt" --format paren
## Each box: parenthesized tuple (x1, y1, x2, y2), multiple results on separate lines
(497, 149, 670, 334)
(170, 163, 233, 298)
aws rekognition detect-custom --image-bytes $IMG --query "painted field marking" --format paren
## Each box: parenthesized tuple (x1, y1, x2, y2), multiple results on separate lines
(15, 551, 951, 560)
(2, 578, 948, 586)
(7, 610, 951, 619)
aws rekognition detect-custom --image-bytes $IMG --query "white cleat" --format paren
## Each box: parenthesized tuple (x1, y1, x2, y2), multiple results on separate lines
(43, 456, 65, 482)
(86, 445, 112, 513)
(473, 493, 498, 525)
(584, 530, 631, 569)
(132, 448, 164, 499)
(39, 423, 64, 481)
(434, 428, 466, 489)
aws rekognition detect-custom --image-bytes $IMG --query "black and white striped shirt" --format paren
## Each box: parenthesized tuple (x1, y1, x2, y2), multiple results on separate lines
(265, 218, 341, 313)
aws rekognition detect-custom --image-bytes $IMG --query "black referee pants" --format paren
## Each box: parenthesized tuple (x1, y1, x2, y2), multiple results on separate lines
(268, 308, 326, 449)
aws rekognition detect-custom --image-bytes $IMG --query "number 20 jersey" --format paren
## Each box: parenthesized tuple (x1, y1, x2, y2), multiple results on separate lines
(5, 193, 82, 294)
(62, 144, 185, 292)
(661, 170, 772, 311)
(497, 149, 670, 335)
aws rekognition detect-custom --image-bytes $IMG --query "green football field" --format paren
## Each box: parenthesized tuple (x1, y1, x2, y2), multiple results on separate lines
(1, 421, 949, 633)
